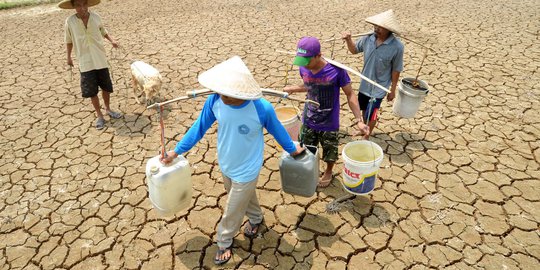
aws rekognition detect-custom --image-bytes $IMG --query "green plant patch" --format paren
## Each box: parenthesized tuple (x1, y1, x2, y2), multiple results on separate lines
(0, 0, 61, 10)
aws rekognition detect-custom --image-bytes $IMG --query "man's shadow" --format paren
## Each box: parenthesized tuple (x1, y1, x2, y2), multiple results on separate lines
(318, 184, 393, 228)
(175, 216, 337, 269)
(109, 102, 174, 137)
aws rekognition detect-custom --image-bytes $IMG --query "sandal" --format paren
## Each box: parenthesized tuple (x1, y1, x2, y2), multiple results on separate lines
(214, 245, 233, 265)
(107, 110, 122, 119)
(243, 219, 263, 238)
(95, 117, 105, 130)
(317, 174, 333, 188)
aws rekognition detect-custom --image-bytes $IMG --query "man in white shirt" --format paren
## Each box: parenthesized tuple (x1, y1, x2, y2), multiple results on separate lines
(60, 0, 122, 130)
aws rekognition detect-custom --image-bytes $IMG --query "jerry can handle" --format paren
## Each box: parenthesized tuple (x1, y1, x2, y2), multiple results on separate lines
(292, 143, 317, 160)
(292, 148, 307, 160)
(304, 144, 318, 155)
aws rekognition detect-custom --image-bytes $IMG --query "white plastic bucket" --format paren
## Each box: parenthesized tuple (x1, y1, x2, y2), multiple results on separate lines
(341, 140, 384, 195)
(275, 106, 301, 141)
(146, 155, 193, 216)
(393, 78, 429, 118)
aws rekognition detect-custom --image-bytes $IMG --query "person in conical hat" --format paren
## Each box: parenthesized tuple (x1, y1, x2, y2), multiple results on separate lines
(342, 9, 405, 138)
(161, 56, 304, 266)
(283, 36, 370, 188)
(60, 0, 122, 130)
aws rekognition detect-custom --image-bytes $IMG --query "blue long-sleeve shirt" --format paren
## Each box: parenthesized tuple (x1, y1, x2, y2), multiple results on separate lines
(174, 94, 296, 182)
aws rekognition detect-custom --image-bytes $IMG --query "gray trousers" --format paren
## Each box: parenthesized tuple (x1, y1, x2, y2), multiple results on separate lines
(216, 174, 264, 248)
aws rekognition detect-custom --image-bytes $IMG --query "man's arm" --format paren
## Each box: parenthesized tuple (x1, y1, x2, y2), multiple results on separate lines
(388, 42, 404, 101)
(387, 71, 400, 101)
(66, 43, 73, 66)
(104, 34, 118, 48)
(342, 32, 358, 55)
(342, 83, 370, 138)
(64, 20, 73, 66)
(283, 84, 308, 94)
(161, 95, 218, 164)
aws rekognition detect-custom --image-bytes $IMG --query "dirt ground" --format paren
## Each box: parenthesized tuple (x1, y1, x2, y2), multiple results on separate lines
(0, 0, 539, 269)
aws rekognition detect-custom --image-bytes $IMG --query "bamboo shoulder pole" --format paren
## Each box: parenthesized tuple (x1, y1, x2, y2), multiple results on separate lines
(260, 88, 320, 107)
(148, 88, 321, 109)
(322, 57, 390, 94)
(324, 30, 435, 52)
(323, 31, 372, 42)
(324, 31, 435, 52)
(398, 35, 435, 52)
(147, 89, 214, 109)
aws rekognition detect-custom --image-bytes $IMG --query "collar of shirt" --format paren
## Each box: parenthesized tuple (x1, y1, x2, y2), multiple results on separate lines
(369, 33, 396, 45)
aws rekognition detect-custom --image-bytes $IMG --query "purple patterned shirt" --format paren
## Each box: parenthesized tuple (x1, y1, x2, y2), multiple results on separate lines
(299, 63, 351, 131)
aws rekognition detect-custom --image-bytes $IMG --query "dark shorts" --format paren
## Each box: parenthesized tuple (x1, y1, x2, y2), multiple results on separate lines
(80, 68, 113, 98)
(358, 93, 383, 122)
(299, 125, 338, 162)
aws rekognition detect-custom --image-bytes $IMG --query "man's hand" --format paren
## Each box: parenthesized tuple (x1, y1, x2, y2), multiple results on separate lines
(283, 86, 295, 94)
(291, 144, 305, 157)
(105, 34, 119, 49)
(67, 57, 73, 67)
(341, 32, 352, 41)
(354, 121, 370, 139)
(387, 92, 396, 102)
(160, 150, 178, 165)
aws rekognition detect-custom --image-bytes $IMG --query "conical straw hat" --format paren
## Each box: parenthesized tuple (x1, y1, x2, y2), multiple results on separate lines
(58, 0, 101, 9)
(365, 9, 402, 35)
(198, 56, 262, 100)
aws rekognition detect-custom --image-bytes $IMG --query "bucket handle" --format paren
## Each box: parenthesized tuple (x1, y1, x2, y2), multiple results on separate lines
(400, 88, 429, 98)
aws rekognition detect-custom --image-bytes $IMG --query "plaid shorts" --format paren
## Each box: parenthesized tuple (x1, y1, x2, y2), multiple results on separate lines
(80, 68, 113, 98)
(299, 125, 338, 162)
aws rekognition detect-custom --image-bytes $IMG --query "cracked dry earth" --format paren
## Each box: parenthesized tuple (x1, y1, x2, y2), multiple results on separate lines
(1, 0, 539, 269)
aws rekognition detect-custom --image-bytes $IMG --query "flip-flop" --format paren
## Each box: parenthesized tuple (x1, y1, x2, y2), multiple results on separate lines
(95, 117, 105, 130)
(317, 175, 333, 188)
(107, 111, 122, 119)
(214, 245, 233, 265)
(243, 219, 263, 238)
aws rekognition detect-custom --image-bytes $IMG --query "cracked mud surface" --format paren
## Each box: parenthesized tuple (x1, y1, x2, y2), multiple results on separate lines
(1, 0, 539, 269)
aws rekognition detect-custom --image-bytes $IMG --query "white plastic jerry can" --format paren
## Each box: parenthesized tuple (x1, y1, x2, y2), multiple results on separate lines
(145, 155, 193, 216)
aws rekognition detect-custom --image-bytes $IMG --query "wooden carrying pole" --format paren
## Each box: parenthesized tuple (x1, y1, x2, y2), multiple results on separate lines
(146, 89, 213, 109)
(260, 88, 320, 107)
(323, 31, 435, 52)
(322, 57, 391, 94)
(147, 88, 320, 109)
(398, 35, 435, 52)
(323, 31, 372, 42)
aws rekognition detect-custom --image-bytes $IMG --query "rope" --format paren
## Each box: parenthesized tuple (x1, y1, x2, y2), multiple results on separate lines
(277, 63, 291, 105)
(108, 46, 128, 110)
(158, 104, 167, 159)
(330, 34, 337, 59)
(364, 97, 377, 167)
(277, 63, 302, 122)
